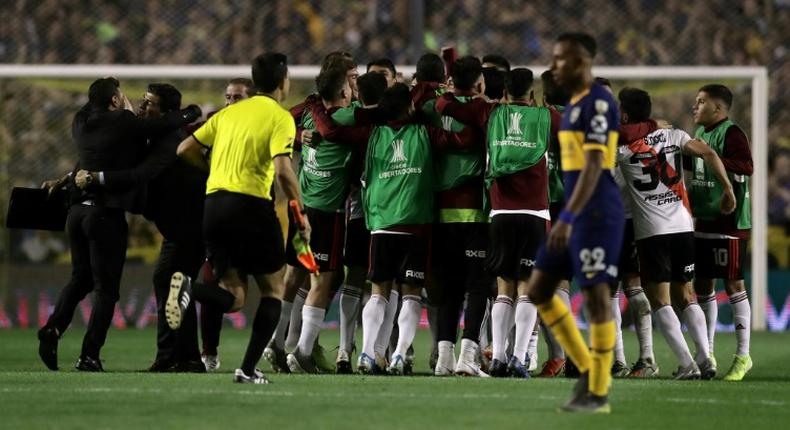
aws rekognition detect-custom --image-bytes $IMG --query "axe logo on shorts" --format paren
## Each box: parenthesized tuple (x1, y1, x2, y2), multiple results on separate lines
(465, 249, 486, 259)
(313, 252, 329, 262)
(684, 263, 695, 273)
(405, 270, 425, 280)
(520, 258, 536, 267)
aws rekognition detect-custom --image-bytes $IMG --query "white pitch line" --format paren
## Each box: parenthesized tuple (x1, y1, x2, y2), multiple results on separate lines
(0, 386, 785, 407)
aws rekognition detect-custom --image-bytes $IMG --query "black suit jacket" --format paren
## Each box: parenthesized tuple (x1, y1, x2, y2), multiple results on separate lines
(100, 128, 207, 242)
(71, 107, 197, 212)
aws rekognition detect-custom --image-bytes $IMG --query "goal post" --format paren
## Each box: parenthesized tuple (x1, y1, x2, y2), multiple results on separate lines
(0, 64, 769, 330)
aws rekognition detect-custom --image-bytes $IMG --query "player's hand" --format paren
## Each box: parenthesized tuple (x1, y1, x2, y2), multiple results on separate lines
(301, 129, 314, 146)
(527, 90, 537, 107)
(299, 213, 312, 244)
(720, 186, 736, 214)
(121, 92, 134, 112)
(548, 220, 572, 252)
(74, 170, 93, 189)
(656, 119, 673, 129)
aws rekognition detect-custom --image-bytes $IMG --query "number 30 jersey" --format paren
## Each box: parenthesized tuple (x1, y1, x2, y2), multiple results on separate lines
(617, 128, 694, 240)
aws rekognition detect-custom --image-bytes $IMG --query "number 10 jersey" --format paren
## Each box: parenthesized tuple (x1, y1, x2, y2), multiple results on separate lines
(617, 128, 694, 241)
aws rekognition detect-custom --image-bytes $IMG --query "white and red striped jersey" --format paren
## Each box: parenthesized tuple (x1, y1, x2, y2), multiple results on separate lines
(616, 128, 694, 240)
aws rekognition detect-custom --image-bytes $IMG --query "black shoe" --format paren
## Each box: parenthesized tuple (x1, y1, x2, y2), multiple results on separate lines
(489, 359, 508, 377)
(165, 272, 192, 330)
(38, 327, 59, 371)
(169, 360, 207, 373)
(564, 358, 580, 378)
(560, 392, 611, 413)
(570, 372, 590, 404)
(75, 356, 104, 372)
(148, 359, 174, 372)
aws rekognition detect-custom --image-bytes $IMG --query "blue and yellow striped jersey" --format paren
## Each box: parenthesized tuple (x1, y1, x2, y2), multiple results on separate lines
(559, 83, 623, 221)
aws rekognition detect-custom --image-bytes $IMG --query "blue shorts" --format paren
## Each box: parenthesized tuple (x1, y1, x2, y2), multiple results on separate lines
(535, 219, 625, 288)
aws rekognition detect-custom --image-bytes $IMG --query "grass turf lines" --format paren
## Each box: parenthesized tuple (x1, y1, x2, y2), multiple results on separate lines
(1, 329, 789, 429)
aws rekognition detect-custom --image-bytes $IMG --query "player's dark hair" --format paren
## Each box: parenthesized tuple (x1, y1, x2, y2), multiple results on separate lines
(482, 54, 510, 71)
(357, 72, 388, 106)
(367, 58, 396, 78)
(483, 68, 506, 100)
(700, 84, 733, 109)
(541, 70, 571, 106)
(321, 52, 356, 73)
(315, 67, 349, 102)
(377, 83, 412, 121)
(451, 56, 483, 91)
(228, 77, 255, 97)
(87, 77, 120, 109)
(618, 87, 652, 123)
(557, 33, 597, 58)
(505, 68, 534, 99)
(252, 52, 288, 93)
(415, 53, 446, 83)
(147, 83, 182, 112)
(594, 77, 611, 88)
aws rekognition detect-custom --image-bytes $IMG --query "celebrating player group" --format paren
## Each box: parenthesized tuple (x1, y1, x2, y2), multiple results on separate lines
(39, 33, 753, 414)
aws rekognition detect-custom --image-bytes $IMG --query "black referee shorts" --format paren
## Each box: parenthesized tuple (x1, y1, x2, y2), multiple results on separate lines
(203, 190, 285, 277)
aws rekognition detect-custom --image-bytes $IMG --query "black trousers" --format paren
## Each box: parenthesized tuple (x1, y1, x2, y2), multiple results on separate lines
(47, 204, 127, 359)
(152, 237, 204, 363)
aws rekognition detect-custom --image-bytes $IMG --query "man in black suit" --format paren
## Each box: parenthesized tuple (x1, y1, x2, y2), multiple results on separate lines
(74, 83, 207, 372)
(39, 78, 200, 371)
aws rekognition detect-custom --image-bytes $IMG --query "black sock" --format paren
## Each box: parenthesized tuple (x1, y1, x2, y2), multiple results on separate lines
(200, 304, 224, 356)
(192, 281, 235, 313)
(241, 297, 282, 376)
(462, 291, 489, 342)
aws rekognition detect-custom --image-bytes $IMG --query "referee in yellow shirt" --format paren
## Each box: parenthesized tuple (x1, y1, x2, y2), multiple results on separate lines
(175, 52, 310, 384)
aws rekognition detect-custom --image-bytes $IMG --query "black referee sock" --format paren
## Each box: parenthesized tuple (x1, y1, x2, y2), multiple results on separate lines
(192, 281, 235, 313)
(241, 297, 282, 376)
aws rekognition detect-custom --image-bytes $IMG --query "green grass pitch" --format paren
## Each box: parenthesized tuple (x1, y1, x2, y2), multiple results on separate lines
(1, 328, 789, 429)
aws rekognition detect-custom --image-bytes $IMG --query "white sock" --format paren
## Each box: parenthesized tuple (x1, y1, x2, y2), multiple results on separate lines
(272, 300, 293, 348)
(375, 290, 399, 357)
(611, 294, 626, 363)
(682, 303, 710, 363)
(626, 287, 654, 360)
(284, 288, 308, 351)
(655, 305, 694, 367)
(729, 291, 751, 356)
(697, 291, 718, 353)
(296, 306, 324, 356)
(394, 295, 422, 357)
(527, 326, 539, 359)
(459, 338, 478, 362)
(339, 285, 362, 352)
(361, 294, 387, 357)
(513, 296, 537, 364)
(491, 295, 514, 362)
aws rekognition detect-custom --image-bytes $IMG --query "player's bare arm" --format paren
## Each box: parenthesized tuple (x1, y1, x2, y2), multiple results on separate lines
(176, 135, 209, 171)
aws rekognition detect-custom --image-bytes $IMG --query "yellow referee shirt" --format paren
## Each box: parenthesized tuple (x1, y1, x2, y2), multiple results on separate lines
(193, 95, 296, 200)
